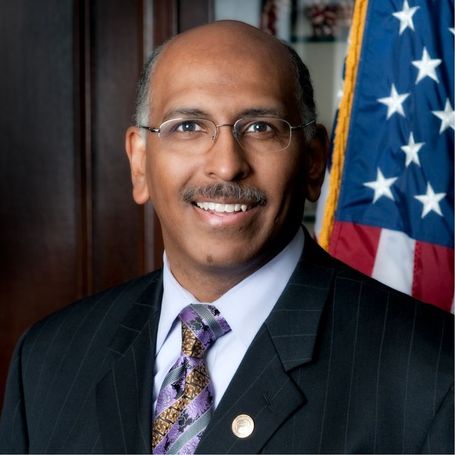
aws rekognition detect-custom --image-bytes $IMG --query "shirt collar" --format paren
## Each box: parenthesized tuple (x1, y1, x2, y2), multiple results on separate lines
(157, 227, 304, 353)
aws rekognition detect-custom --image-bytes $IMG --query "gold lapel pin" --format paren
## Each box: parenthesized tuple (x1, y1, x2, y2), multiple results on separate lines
(232, 414, 254, 438)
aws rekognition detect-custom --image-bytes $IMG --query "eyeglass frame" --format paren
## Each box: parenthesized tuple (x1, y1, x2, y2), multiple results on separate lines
(138, 116, 315, 153)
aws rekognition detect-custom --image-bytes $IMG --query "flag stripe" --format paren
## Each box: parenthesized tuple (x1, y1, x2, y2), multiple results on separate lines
(412, 241, 454, 312)
(372, 228, 415, 295)
(327, 222, 454, 311)
(329, 221, 381, 276)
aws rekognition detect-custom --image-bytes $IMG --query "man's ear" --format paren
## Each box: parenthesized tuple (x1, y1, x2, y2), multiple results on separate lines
(125, 126, 150, 204)
(304, 123, 329, 202)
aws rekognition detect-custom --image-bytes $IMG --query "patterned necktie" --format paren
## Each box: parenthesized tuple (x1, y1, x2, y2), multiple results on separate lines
(152, 304, 231, 454)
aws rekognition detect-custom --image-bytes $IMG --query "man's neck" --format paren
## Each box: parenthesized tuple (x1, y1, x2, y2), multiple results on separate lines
(164, 227, 303, 302)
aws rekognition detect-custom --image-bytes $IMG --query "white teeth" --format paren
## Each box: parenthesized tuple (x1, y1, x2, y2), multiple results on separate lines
(196, 202, 249, 213)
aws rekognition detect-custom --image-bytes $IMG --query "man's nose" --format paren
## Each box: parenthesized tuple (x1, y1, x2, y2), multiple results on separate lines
(203, 126, 251, 182)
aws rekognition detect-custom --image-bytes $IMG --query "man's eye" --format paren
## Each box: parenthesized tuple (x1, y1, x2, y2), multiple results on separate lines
(244, 121, 273, 134)
(175, 121, 203, 133)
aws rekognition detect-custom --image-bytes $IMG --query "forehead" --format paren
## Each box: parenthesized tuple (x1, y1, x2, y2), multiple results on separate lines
(149, 28, 298, 121)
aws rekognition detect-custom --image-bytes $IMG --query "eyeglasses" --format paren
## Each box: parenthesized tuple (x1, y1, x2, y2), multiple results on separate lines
(139, 117, 315, 154)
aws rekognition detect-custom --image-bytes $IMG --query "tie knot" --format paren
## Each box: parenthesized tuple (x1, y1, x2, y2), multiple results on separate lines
(179, 304, 231, 358)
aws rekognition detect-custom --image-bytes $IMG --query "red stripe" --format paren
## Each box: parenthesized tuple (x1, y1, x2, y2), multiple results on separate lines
(412, 241, 454, 312)
(329, 221, 381, 276)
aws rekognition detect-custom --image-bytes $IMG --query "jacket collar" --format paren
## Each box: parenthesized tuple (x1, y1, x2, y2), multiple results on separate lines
(266, 233, 336, 371)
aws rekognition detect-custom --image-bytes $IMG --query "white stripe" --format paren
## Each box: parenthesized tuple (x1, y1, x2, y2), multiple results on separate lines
(372, 228, 415, 295)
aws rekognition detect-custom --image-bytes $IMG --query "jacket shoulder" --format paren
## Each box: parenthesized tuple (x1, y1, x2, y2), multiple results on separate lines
(304, 235, 453, 377)
(20, 270, 163, 367)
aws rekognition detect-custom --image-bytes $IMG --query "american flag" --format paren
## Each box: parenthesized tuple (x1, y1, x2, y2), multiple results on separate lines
(316, 0, 454, 312)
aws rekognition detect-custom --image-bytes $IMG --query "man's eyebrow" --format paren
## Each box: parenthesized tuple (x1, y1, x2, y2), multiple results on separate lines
(163, 108, 209, 121)
(238, 107, 285, 117)
(161, 107, 286, 123)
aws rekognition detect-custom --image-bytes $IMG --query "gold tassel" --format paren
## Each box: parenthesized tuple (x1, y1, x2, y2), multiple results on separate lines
(319, 0, 369, 250)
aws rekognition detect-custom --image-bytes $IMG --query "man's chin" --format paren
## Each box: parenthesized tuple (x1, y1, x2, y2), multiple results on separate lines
(191, 245, 275, 278)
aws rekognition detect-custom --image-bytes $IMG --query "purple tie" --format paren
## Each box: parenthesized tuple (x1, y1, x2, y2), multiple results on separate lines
(152, 304, 231, 454)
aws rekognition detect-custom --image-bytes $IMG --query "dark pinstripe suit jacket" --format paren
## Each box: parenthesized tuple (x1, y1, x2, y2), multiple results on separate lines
(0, 235, 453, 454)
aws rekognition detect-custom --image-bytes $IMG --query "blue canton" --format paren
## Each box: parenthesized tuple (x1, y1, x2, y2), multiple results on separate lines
(336, 0, 454, 248)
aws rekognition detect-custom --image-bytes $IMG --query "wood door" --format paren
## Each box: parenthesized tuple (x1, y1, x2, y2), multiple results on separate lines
(0, 0, 213, 407)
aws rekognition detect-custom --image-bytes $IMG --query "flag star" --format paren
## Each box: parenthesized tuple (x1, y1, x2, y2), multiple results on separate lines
(392, 0, 420, 34)
(401, 132, 424, 167)
(364, 168, 398, 203)
(412, 47, 441, 83)
(378, 84, 410, 119)
(450, 27, 455, 35)
(432, 99, 455, 133)
(414, 183, 445, 218)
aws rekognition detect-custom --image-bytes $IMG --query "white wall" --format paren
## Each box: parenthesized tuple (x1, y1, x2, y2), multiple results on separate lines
(294, 41, 347, 128)
(214, 0, 261, 27)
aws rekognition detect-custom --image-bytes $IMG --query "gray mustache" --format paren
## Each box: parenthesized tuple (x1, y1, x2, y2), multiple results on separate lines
(182, 183, 267, 205)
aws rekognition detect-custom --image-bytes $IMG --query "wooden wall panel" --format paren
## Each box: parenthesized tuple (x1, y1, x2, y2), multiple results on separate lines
(0, 0, 82, 402)
(90, 0, 146, 292)
(178, 0, 214, 32)
(0, 0, 148, 407)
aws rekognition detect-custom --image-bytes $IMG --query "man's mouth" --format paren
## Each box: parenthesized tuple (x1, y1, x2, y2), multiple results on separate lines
(194, 202, 248, 213)
(182, 183, 267, 210)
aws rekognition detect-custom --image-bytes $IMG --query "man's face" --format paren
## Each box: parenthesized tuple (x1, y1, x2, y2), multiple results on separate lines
(126, 24, 326, 291)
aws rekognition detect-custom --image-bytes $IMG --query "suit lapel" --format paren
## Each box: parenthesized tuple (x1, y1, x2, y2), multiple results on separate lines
(196, 325, 305, 454)
(95, 273, 163, 454)
(197, 235, 335, 453)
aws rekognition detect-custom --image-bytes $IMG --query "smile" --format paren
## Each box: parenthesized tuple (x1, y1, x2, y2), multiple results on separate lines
(195, 202, 248, 213)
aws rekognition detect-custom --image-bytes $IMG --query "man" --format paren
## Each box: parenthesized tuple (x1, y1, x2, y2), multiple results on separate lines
(0, 21, 453, 454)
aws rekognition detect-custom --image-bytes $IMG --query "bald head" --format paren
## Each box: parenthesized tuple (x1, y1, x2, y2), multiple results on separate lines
(134, 21, 316, 138)
(167, 20, 288, 57)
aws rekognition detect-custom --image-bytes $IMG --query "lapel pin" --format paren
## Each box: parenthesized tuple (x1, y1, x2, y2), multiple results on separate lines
(232, 414, 254, 438)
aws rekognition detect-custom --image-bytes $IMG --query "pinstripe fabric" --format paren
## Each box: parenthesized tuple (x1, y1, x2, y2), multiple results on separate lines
(197, 235, 454, 454)
(0, 233, 453, 453)
(0, 272, 163, 453)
